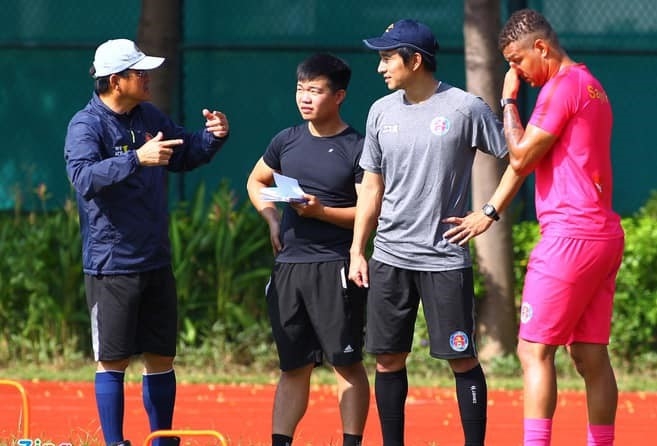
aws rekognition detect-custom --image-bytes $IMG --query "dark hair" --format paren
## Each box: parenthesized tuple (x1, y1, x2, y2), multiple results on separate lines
(89, 65, 110, 94)
(296, 53, 351, 92)
(89, 66, 132, 94)
(498, 8, 559, 51)
(396, 46, 436, 73)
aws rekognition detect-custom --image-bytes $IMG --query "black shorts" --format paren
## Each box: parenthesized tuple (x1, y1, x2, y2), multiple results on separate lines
(365, 259, 478, 359)
(84, 266, 178, 361)
(266, 261, 367, 371)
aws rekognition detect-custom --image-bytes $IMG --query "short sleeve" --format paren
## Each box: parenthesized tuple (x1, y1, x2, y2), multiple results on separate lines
(529, 74, 576, 137)
(359, 105, 383, 173)
(470, 96, 507, 158)
(262, 128, 289, 171)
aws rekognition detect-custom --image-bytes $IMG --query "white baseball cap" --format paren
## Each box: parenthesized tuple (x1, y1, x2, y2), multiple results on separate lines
(92, 38, 165, 78)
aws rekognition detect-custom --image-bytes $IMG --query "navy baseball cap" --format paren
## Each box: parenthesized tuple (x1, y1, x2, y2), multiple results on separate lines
(363, 19, 440, 57)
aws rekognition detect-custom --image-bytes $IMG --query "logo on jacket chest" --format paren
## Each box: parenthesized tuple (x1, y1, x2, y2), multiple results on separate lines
(112, 131, 153, 156)
(113, 145, 129, 156)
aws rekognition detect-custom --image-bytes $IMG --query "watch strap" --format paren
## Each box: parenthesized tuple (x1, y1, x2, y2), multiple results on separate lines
(500, 98, 517, 109)
(483, 203, 500, 221)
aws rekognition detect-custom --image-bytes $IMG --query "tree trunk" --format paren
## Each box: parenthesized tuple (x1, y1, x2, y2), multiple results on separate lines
(137, 0, 181, 116)
(137, 0, 183, 199)
(463, 0, 518, 359)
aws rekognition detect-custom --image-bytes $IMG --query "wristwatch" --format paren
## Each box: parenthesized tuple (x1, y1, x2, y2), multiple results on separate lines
(482, 203, 500, 221)
(500, 98, 517, 109)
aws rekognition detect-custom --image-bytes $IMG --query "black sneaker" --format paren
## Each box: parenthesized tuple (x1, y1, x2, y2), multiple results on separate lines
(109, 441, 131, 446)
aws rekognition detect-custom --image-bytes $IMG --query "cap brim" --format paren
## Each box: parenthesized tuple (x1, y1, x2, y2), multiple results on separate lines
(363, 39, 437, 60)
(363, 37, 403, 51)
(130, 55, 165, 71)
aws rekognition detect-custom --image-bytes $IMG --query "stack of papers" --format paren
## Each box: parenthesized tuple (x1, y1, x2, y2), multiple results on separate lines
(260, 173, 307, 203)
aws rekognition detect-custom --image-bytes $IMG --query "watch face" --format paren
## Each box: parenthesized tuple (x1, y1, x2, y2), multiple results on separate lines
(483, 204, 499, 220)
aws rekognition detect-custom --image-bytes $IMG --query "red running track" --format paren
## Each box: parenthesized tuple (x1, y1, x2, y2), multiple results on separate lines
(1, 380, 656, 445)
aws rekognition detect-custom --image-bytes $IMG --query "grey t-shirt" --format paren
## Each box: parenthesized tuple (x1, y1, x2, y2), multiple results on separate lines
(360, 82, 507, 271)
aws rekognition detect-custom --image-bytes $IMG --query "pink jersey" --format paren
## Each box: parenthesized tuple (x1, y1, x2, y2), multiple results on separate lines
(529, 64, 623, 239)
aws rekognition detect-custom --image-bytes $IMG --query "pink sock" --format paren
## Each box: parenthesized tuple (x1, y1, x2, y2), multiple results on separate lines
(524, 418, 552, 446)
(588, 424, 614, 446)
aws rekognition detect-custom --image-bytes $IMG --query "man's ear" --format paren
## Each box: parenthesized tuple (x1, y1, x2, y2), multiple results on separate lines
(534, 38, 549, 58)
(335, 89, 346, 106)
(412, 52, 424, 71)
(109, 73, 122, 90)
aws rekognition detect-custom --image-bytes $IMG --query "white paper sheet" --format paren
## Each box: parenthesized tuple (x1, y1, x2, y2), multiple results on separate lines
(260, 172, 307, 203)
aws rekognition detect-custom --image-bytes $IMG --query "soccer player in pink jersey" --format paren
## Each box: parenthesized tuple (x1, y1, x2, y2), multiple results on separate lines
(498, 9, 625, 446)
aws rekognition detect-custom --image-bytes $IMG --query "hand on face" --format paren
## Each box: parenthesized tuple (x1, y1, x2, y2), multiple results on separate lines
(502, 67, 521, 99)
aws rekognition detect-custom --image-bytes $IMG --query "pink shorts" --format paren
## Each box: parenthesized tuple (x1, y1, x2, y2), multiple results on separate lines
(519, 235, 624, 345)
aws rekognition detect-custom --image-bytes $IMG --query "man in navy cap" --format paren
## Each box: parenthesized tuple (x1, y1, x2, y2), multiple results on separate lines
(349, 19, 525, 446)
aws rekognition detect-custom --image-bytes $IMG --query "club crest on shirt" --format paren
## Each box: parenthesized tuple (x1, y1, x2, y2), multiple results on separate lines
(520, 302, 533, 324)
(430, 116, 450, 136)
(449, 330, 469, 352)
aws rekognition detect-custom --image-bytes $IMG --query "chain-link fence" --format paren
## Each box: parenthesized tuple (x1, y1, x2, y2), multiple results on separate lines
(1, 0, 655, 214)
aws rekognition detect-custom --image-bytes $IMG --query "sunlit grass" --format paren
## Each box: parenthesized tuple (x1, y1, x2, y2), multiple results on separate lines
(3, 348, 656, 392)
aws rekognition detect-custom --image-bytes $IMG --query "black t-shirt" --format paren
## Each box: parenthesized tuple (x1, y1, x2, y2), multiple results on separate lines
(263, 124, 364, 263)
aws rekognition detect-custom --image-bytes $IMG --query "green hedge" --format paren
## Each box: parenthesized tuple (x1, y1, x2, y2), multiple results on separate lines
(1, 184, 656, 368)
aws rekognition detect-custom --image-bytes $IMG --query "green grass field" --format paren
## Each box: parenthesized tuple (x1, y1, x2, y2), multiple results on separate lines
(3, 349, 656, 392)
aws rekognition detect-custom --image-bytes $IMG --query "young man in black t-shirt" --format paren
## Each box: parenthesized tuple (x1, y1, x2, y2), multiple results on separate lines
(247, 53, 369, 446)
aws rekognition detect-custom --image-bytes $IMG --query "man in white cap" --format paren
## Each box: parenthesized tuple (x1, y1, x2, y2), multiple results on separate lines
(64, 39, 230, 446)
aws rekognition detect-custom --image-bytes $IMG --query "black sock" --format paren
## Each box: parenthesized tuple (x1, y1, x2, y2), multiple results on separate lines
(375, 368, 408, 446)
(453, 364, 487, 446)
(343, 433, 363, 446)
(272, 434, 293, 446)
